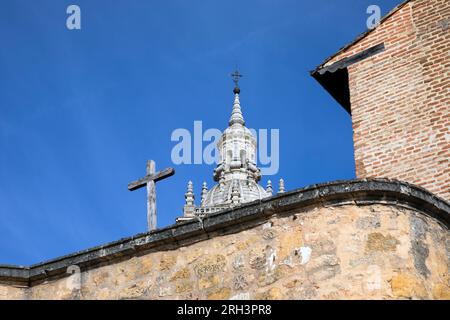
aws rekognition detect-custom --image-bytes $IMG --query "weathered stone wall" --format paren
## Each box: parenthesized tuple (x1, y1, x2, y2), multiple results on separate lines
(7, 203, 449, 300)
(323, 0, 450, 201)
(0, 285, 25, 300)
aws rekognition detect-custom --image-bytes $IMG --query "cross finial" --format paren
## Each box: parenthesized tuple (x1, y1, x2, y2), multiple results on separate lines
(231, 69, 243, 89)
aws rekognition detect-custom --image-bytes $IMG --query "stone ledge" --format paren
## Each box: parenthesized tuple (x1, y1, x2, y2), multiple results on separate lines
(0, 178, 448, 286)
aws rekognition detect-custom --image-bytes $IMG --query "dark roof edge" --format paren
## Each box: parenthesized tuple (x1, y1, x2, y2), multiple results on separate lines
(1, 178, 449, 286)
(312, 0, 412, 73)
(310, 43, 386, 114)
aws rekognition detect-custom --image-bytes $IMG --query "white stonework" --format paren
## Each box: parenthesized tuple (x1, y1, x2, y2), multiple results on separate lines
(178, 84, 272, 221)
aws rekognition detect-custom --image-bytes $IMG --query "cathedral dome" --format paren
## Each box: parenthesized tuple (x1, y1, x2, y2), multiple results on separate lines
(179, 71, 280, 220)
(200, 84, 270, 210)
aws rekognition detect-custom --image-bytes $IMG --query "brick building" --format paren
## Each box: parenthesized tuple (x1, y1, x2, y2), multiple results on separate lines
(312, 0, 449, 201)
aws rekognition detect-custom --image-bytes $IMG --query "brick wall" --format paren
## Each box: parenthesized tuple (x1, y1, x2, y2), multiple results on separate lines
(324, 0, 450, 201)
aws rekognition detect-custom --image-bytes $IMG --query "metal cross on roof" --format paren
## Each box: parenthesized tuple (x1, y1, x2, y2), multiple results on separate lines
(231, 70, 243, 87)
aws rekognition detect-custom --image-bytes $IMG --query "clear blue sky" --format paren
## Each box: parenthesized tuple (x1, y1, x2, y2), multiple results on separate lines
(0, 0, 401, 265)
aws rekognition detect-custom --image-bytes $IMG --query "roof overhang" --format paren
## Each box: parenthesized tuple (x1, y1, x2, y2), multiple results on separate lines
(310, 43, 385, 114)
(310, 0, 412, 114)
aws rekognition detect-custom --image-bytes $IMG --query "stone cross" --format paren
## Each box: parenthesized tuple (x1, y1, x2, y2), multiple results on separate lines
(128, 160, 175, 231)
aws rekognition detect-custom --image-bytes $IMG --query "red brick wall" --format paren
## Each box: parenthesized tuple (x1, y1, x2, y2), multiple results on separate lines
(324, 0, 450, 201)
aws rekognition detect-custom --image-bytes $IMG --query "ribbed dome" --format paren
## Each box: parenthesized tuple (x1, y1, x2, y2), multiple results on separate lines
(202, 179, 269, 207)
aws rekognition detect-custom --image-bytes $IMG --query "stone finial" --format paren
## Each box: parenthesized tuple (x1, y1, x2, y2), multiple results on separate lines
(231, 181, 241, 205)
(266, 180, 273, 196)
(201, 182, 208, 205)
(219, 171, 225, 190)
(185, 181, 195, 206)
(246, 172, 252, 185)
(278, 178, 285, 194)
(228, 89, 245, 126)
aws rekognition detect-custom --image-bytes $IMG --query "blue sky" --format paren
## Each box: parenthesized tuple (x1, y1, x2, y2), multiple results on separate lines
(0, 0, 401, 265)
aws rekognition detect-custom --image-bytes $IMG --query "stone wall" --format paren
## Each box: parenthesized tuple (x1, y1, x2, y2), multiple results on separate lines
(0, 285, 25, 300)
(4, 203, 449, 300)
(1, 180, 448, 300)
(322, 0, 450, 201)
